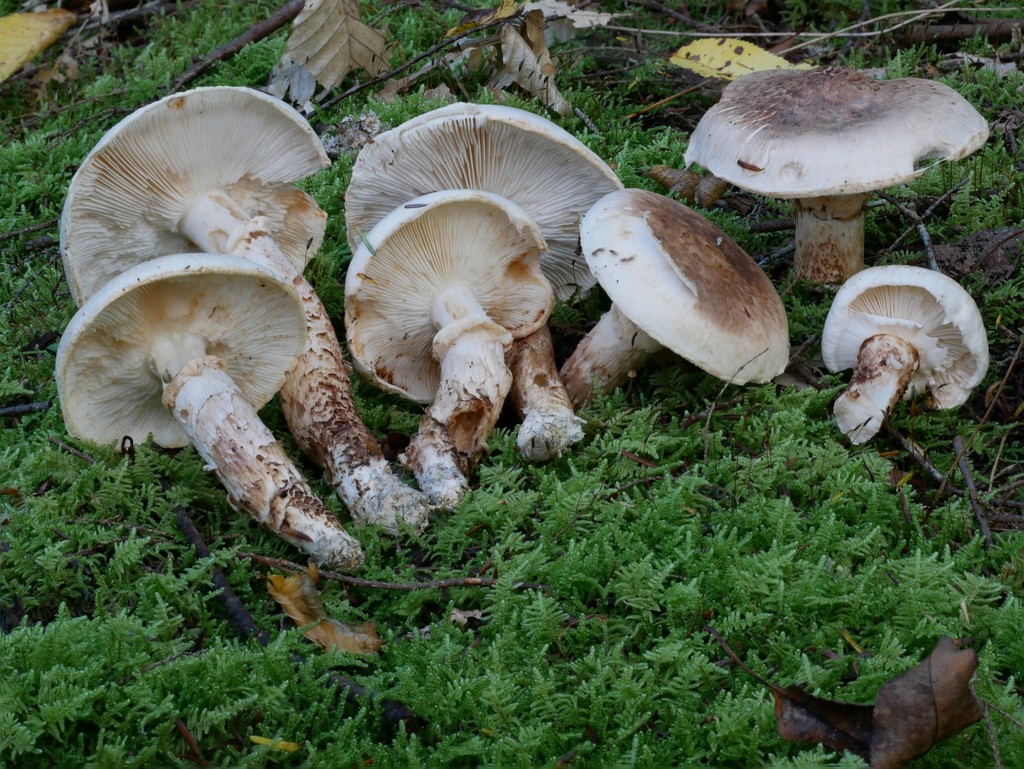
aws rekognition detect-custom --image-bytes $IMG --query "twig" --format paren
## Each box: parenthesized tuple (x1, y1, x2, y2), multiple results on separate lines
(625, 81, 710, 120)
(0, 401, 51, 418)
(876, 180, 967, 258)
(175, 505, 269, 644)
(935, 333, 1024, 502)
(898, 19, 1024, 47)
(237, 551, 547, 592)
(173, 505, 423, 731)
(874, 192, 938, 270)
(319, 14, 520, 110)
(982, 703, 1005, 769)
(0, 217, 59, 243)
(170, 0, 305, 92)
(678, 395, 744, 432)
(953, 435, 994, 548)
(47, 435, 97, 464)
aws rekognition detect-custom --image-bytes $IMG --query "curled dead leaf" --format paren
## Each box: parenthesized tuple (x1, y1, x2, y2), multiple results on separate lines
(267, 566, 383, 654)
(711, 629, 983, 768)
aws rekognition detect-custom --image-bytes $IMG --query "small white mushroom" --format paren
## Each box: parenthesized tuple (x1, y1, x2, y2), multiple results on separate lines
(344, 102, 622, 459)
(821, 264, 989, 444)
(60, 86, 430, 534)
(560, 189, 790, 407)
(684, 67, 989, 284)
(56, 254, 364, 570)
(345, 190, 554, 509)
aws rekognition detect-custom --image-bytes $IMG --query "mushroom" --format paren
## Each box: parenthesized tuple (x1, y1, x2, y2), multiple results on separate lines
(55, 253, 364, 570)
(820, 264, 989, 444)
(345, 190, 554, 508)
(683, 66, 989, 284)
(560, 189, 790, 407)
(344, 101, 624, 460)
(60, 86, 430, 534)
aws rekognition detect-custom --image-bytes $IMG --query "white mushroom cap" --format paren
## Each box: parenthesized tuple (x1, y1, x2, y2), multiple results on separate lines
(345, 189, 553, 402)
(344, 101, 623, 300)
(582, 188, 790, 383)
(57, 252, 307, 448)
(821, 264, 989, 408)
(61, 86, 330, 304)
(683, 67, 989, 199)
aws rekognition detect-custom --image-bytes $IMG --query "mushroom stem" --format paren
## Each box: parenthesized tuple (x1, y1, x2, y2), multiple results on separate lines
(560, 303, 663, 409)
(182, 207, 431, 535)
(402, 291, 514, 508)
(162, 355, 365, 570)
(792, 193, 869, 284)
(833, 333, 920, 444)
(507, 326, 584, 461)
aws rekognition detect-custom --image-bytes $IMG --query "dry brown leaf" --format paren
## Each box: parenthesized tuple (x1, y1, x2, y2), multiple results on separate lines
(445, 0, 520, 37)
(274, 0, 390, 99)
(488, 9, 570, 115)
(0, 8, 76, 83)
(267, 566, 383, 655)
(524, 0, 618, 29)
(772, 636, 983, 767)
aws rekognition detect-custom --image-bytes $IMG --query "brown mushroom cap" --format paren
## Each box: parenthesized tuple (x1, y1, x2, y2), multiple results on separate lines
(683, 67, 989, 199)
(582, 188, 789, 383)
(60, 86, 330, 304)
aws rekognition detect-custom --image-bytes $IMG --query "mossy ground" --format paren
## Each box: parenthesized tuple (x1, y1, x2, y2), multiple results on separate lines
(2, 1, 1023, 766)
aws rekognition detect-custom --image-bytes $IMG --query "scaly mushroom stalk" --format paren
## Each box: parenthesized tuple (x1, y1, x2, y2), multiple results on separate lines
(792, 193, 870, 284)
(59, 86, 430, 535)
(507, 326, 584, 460)
(832, 334, 920, 444)
(180, 206, 431, 535)
(164, 356, 364, 567)
(560, 304, 662, 409)
(55, 254, 364, 570)
(345, 190, 554, 513)
(821, 265, 989, 445)
(402, 287, 513, 508)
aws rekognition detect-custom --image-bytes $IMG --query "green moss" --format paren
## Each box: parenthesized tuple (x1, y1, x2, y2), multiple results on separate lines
(1, 0, 1022, 766)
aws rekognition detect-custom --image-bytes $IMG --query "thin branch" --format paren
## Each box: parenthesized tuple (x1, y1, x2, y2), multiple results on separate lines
(319, 14, 521, 110)
(170, 0, 305, 92)
(0, 401, 51, 418)
(238, 551, 548, 592)
(953, 435, 993, 548)
(175, 505, 269, 644)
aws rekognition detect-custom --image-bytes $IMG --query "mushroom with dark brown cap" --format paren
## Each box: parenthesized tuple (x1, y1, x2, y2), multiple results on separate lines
(683, 67, 989, 284)
(344, 101, 623, 460)
(60, 86, 431, 534)
(821, 264, 989, 444)
(345, 189, 554, 509)
(560, 189, 790, 407)
(56, 253, 364, 570)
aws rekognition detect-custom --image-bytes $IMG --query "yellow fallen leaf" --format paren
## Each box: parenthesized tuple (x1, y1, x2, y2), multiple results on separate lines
(267, 567, 383, 654)
(669, 37, 812, 81)
(0, 8, 77, 83)
(446, 0, 520, 37)
(250, 736, 302, 752)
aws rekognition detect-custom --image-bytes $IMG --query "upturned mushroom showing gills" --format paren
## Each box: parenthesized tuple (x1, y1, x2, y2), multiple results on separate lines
(55, 253, 364, 570)
(345, 190, 554, 509)
(560, 189, 790, 408)
(344, 102, 623, 461)
(59, 86, 430, 535)
(821, 265, 989, 444)
(683, 66, 989, 284)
